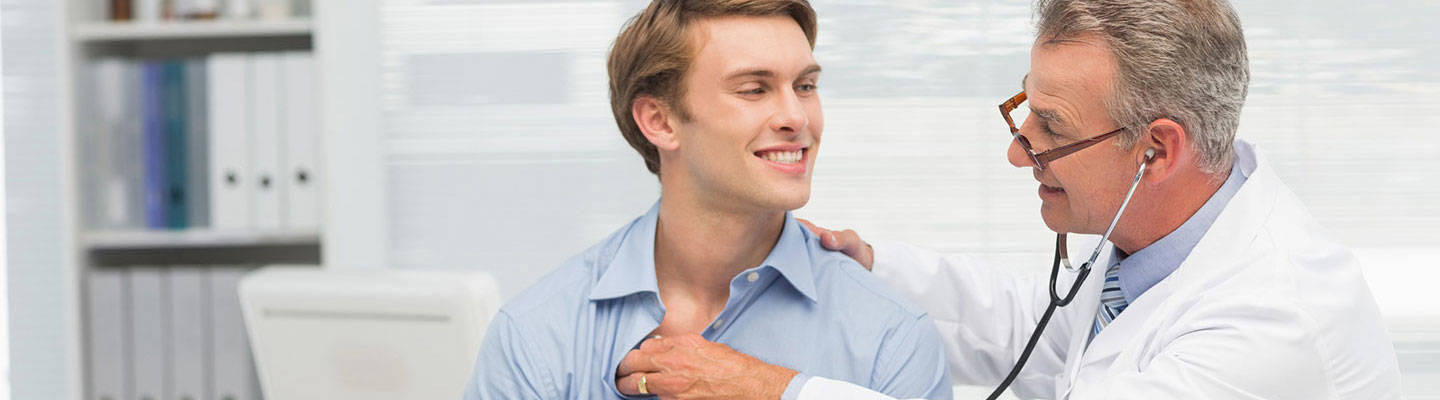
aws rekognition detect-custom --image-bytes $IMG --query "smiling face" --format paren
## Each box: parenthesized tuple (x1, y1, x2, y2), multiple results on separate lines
(662, 15, 823, 213)
(1009, 34, 1143, 235)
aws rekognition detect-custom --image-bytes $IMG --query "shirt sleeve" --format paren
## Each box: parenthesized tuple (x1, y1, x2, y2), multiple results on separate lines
(461, 311, 555, 400)
(780, 372, 814, 400)
(794, 311, 953, 400)
(870, 314, 953, 399)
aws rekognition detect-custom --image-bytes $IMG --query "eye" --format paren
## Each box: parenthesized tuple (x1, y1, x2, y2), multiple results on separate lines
(737, 84, 766, 97)
(1038, 122, 1059, 138)
(795, 83, 818, 94)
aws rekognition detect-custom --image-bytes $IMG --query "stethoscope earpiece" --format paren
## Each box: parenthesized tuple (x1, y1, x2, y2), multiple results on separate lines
(1144, 148, 1156, 161)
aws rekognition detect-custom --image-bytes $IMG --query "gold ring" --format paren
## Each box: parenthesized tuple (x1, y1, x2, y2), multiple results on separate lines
(637, 373, 649, 395)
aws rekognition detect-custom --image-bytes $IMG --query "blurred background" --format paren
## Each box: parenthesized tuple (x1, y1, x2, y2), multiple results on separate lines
(2, 0, 1437, 399)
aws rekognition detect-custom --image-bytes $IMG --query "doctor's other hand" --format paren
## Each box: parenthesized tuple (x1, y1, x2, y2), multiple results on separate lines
(615, 333, 797, 400)
(797, 218, 874, 270)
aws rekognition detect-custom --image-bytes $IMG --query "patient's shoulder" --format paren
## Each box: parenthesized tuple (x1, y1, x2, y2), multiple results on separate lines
(806, 237, 929, 318)
(499, 255, 595, 315)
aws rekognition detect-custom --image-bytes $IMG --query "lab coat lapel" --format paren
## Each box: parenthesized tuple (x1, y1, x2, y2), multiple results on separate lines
(1054, 237, 1113, 399)
(1069, 263, 1182, 390)
(1075, 282, 1161, 370)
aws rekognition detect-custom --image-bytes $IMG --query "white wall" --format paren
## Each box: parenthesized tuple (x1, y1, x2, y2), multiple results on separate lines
(347, 0, 1440, 291)
(0, 2, 10, 397)
(3, 0, 75, 398)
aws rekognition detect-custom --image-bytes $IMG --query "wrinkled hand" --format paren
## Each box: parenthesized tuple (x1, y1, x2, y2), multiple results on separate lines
(615, 334, 797, 400)
(796, 218, 874, 270)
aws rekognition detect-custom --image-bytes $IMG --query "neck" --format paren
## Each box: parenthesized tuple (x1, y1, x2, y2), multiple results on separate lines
(1109, 166, 1231, 254)
(652, 184, 787, 307)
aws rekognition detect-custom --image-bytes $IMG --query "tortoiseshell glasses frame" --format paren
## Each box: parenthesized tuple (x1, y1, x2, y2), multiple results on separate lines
(1000, 91, 1126, 171)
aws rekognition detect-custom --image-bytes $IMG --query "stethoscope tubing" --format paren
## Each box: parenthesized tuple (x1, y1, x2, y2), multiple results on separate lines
(986, 156, 1151, 400)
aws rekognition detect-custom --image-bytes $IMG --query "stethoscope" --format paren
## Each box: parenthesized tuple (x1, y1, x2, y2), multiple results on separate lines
(985, 148, 1154, 400)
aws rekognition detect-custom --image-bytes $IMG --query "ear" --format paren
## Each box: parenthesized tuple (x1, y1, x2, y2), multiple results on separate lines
(632, 96, 681, 152)
(1138, 118, 1190, 183)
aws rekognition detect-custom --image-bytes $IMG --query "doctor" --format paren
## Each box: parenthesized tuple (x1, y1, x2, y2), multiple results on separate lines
(614, 0, 1404, 398)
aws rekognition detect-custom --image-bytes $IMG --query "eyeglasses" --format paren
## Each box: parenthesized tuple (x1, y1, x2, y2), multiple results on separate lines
(1000, 91, 1126, 171)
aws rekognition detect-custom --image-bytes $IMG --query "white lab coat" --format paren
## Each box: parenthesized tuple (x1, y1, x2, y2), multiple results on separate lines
(796, 141, 1403, 399)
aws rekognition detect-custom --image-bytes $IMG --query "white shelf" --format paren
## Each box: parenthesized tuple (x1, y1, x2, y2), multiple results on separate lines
(84, 229, 321, 250)
(72, 18, 312, 42)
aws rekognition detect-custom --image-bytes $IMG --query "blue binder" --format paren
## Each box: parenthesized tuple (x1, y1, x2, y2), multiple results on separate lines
(163, 60, 189, 229)
(140, 61, 168, 229)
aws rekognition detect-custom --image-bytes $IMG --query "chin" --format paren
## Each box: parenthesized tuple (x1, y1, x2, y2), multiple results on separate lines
(757, 185, 811, 212)
(780, 193, 811, 211)
(1039, 204, 1071, 234)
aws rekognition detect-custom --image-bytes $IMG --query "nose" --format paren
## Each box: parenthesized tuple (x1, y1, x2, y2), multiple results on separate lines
(1007, 135, 1036, 168)
(770, 88, 809, 135)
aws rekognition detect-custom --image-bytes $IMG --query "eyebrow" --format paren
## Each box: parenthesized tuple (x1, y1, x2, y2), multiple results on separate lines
(1019, 73, 1069, 131)
(1030, 107, 1066, 131)
(798, 64, 822, 77)
(724, 64, 823, 81)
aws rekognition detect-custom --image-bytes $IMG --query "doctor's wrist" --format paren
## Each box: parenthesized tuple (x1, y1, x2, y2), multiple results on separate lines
(759, 364, 799, 400)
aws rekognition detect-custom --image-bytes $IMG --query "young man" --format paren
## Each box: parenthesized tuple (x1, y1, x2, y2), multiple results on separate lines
(461, 1, 951, 399)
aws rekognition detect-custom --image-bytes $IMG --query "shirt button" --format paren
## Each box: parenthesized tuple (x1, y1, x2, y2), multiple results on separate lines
(711, 319, 723, 330)
(746, 272, 759, 282)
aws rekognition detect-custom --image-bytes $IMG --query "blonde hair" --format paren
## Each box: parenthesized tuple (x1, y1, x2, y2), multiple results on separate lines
(607, 0, 818, 175)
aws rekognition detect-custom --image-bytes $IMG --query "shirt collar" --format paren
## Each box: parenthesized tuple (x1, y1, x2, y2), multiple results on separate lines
(760, 212, 820, 302)
(588, 200, 819, 303)
(1115, 158, 1249, 303)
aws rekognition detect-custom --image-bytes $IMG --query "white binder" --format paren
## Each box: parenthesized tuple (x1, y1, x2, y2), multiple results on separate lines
(134, 0, 163, 21)
(174, 0, 220, 18)
(207, 53, 252, 230)
(121, 60, 147, 229)
(211, 267, 261, 400)
(250, 53, 285, 231)
(168, 267, 209, 400)
(224, 0, 254, 19)
(87, 59, 129, 229)
(128, 266, 169, 400)
(86, 268, 130, 400)
(282, 51, 320, 231)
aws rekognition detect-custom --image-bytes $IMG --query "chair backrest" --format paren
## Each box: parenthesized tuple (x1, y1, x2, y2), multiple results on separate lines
(240, 266, 501, 400)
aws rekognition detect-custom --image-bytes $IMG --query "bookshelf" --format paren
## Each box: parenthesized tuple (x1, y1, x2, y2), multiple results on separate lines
(72, 19, 312, 42)
(60, 1, 320, 400)
(84, 230, 321, 251)
(66, 13, 321, 252)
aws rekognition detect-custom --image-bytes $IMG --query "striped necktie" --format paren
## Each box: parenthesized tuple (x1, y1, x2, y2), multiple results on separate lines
(1090, 262, 1128, 343)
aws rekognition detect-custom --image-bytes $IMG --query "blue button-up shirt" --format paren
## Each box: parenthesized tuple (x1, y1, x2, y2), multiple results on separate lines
(1112, 160, 1250, 303)
(463, 201, 951, 399)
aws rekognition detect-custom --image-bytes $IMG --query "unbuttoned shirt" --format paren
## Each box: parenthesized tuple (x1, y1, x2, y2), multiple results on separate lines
(462, 201, 952, 399)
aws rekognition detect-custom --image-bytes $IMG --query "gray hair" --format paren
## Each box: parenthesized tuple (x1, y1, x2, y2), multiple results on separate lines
(1035, 0, 1249, 175)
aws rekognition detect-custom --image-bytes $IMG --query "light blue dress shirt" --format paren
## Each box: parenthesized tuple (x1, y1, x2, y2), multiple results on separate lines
(1112, 159, 1250, 303)
(463, 201, 951, 399)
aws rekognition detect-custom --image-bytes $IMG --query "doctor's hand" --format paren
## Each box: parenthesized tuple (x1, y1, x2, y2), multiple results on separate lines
(797, 219, 874, 270)
(615, 334, 797, 400)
